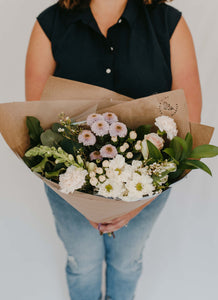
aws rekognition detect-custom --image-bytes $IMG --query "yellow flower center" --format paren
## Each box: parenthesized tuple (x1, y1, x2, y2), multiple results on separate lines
(136, 183, 143, 191)
(115, 168, 122, 175)
(105, 184, 113, 192)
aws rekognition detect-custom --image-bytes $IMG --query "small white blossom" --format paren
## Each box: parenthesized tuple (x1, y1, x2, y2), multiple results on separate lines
(102, 160, 110, 168)
(99, 175, 106, 182)
(89, 171, 96, 178)
(87, 162, 97, 172)
(129, 131, 137, 139)
(96, 167, 103, 174)
(111, 136, 118, 142)
(126, 152, 133, 159)
(123, 142, 129, 149)
(58, 128, 65, 133)
(120, 146, 126, 153)
(90, 177, 98, 186)
(135, 143, 141, 151)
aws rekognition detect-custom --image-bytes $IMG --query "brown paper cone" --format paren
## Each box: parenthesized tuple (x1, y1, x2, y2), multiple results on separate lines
(0, 76, 215, 222)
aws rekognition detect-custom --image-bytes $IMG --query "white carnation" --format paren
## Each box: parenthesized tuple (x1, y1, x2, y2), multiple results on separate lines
(59, 166, 88, 194)
(155, 115, 178, 140)
(109, 154, 125, 170)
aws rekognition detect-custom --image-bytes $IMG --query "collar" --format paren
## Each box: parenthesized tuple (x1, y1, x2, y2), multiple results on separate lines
(65, 0, 141, 27)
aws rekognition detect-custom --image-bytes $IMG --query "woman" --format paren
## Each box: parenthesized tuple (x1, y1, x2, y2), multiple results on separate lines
(25, 0, 202, 299)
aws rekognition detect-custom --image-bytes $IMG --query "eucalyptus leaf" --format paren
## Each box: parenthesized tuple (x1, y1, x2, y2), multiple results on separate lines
(190, 144, 218, 159)
(26, 116, 44, 147)
(40, 129, 64, 147)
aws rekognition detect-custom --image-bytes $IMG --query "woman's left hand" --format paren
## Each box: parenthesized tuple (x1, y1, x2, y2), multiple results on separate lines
(89, 198, 155, 234)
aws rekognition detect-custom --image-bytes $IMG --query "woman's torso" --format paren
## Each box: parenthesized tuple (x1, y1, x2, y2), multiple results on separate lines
(37, 0, 182, 98)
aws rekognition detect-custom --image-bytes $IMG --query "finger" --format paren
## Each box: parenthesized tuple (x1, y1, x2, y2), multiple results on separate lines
(100, 220, 126, 233)
(88, 220, 99, 230)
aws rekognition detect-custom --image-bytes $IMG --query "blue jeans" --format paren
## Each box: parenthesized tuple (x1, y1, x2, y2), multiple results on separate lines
(44, 183, 170, 300)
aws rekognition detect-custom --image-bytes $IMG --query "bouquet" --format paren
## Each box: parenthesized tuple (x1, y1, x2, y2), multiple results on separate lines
(0, 77, 217, 230)
(23, 112, 218, 203)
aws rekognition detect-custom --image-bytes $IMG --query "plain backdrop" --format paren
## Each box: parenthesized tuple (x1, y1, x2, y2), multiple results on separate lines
(0, 0, 218, 299)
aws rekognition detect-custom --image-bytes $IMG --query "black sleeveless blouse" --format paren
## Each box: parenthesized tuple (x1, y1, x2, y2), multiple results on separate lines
(36, 0, 182, 98)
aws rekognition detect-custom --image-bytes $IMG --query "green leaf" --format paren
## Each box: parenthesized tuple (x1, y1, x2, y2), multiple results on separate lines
(163, 148, 179, 165)
(170, 139, 182, 161)
(168, 169, 185, 183)
(26, 116, 44, 147)
(147, 140, 163, 161)
(136, 125, 152, 140)
(185, 132, 193, 157)
(40, 129, 64, 147)
(181, 159, 212, 176)
(189, 145, 218, 159)
(173, 136, 188, 152)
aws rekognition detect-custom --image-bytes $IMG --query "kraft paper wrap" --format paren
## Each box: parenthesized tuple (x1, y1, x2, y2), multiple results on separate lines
(0, 76, 214, 222)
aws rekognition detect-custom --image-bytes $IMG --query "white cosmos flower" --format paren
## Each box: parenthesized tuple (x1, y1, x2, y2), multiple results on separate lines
(155, 115, 178, 140)
(59, 166, 88, 194)
(109, 154, 125, 170)
(106, 156, 133, 182)
(97, 179, 124, 198)
(124, 172, 155, 201)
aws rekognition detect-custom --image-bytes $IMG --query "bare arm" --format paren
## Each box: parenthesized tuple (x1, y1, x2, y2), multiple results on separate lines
(170, 16, 202, 123)
(25, 20, 56, 101)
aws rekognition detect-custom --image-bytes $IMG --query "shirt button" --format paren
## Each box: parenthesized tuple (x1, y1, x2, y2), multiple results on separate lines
(110, 46, 114, 51)
(106, 68, 111, 74)
(118, 18, 122, 24)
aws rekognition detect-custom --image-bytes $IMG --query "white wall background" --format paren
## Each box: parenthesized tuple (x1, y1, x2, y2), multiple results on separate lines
(0, 0, 218, 299)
